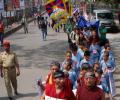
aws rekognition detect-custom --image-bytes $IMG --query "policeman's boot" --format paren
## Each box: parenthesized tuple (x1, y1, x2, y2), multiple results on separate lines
(8, 97, 13, 100)
(14, 91, 18, 95)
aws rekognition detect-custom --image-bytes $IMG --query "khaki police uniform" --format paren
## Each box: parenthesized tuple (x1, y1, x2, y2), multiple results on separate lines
(0, 51, 18, 97)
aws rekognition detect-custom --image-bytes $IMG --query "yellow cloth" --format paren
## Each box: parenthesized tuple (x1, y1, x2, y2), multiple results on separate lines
(48, 74, 53, 84)
(0, 51, 18, 68)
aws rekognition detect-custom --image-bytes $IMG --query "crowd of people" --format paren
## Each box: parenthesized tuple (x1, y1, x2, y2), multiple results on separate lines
(0, 11, 117, 100)
(37, 12, 117, 100)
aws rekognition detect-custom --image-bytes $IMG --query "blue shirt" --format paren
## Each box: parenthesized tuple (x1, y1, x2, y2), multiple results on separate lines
(80, 58, 93, 69)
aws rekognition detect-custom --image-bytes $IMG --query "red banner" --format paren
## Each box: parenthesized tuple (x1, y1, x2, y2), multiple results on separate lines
(12, 0, 20, 9)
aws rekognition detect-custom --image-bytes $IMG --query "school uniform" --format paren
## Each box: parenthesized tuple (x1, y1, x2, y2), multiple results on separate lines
(100, 59, 116, 97)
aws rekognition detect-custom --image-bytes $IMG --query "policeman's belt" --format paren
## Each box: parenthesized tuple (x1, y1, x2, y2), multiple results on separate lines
(3, 66, 15, 69)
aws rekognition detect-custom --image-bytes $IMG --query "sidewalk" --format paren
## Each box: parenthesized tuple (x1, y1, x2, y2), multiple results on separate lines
(4, 11, 46, 37)
(4, 18, 34, 37)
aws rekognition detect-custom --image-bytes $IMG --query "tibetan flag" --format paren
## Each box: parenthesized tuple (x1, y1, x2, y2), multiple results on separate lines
(55, 0, 65, 9)
(45, 0, 55, 16)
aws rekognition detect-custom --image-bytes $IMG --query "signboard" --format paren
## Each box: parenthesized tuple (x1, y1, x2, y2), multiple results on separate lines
(0, 0, 4, 13)
(2, 11, 15, 17)
(20, 0, 25, 9)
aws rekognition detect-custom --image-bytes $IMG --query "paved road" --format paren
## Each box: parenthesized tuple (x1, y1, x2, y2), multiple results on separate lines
(0, 21, 120, 100)
(0, 21, 68, 100)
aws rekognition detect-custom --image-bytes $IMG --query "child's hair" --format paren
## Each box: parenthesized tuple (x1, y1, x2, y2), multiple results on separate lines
(96, 68, 103, 75)
(50, 61, 60, 69)
(93, 62, 99, 67)
(104, 51, 109, 57)
(69, 43, 78, 52)
(65, 50, 72, 56)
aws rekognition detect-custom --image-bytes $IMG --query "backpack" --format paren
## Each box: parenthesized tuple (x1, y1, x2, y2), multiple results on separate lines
(40, 21, 46, 29)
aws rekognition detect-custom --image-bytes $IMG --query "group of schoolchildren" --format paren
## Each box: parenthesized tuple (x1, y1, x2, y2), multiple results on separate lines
(38, 13, 116, 100)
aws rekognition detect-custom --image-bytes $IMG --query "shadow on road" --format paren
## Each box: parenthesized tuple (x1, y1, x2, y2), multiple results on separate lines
(15, 92, 37, 99)
(0, 93, 37, 100)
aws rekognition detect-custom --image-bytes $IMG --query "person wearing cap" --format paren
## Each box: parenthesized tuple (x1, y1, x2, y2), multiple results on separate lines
(41, 70, 76, 100)
(76, 71, 105, 100)
(0, 41, 20, 100)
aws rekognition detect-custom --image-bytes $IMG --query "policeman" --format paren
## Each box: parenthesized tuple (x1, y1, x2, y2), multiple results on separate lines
(0, 41, 20, 100)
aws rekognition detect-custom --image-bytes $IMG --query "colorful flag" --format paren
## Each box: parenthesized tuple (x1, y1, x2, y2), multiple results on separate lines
(77, 16, 88, 27)
(45, 0, 55, 16)
(55, 0, 65, 9)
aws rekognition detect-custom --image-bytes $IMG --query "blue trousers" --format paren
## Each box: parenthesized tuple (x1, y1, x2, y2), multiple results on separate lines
(41, 29, 47, 40)
(0, 32, 4, 45)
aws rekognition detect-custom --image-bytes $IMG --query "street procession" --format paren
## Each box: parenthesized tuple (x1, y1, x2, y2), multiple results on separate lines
(0, 0, 120, 100)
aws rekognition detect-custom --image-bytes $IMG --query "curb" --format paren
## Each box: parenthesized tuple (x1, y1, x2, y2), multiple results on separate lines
(4, 18, 34, 37)
(4, 11, 46, 38)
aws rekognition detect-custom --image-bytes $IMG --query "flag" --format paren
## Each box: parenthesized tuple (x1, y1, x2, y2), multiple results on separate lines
(90, 20, 100, 29)
(45, 0, 55, 16)
(77, 16, 88, 27)
(55, 0, 65, 9)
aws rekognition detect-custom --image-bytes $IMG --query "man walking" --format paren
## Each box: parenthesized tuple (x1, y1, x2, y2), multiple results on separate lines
(39, 17, 47, 41)
(0, 41, 20, 100)
(21, 15, 28, 34)
(41, 70, 76, 100)
(76, 71, 105, 100)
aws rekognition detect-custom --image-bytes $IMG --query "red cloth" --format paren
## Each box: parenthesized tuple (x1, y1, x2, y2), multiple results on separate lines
(65, 78, 73, 90)
(77, 85, 104, 100)
(0, 22, 4, 33)
(45, 83, 76, 100)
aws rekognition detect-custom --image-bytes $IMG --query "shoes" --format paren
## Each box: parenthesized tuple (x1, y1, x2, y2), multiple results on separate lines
(14, 91, 19, 95)
(8, 97, 13, 100)
(43, 39, 46, 41)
